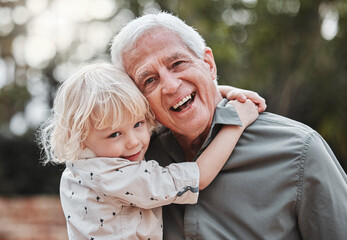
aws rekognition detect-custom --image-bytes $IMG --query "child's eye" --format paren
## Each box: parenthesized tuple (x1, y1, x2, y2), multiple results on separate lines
(108, 132, 120, 138)
(134, 121, 143, 128)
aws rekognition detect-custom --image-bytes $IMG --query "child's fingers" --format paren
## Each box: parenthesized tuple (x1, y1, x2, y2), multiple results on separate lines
(226, 91, 247, 102)
(244, 92, 267, 113)
(226, 89, 267, 113)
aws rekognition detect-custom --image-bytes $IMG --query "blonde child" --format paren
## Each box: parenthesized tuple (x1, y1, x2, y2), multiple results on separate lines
(39, 62, 260, 239)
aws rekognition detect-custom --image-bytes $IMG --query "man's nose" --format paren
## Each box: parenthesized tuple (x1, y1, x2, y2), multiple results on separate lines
(160, 70, 182, 95)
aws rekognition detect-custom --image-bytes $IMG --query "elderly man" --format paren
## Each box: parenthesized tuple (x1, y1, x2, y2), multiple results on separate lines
(111, 12, 347, 240)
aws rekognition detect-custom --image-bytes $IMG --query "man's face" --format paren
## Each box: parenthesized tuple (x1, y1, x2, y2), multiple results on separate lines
(123, 29, 221, 141)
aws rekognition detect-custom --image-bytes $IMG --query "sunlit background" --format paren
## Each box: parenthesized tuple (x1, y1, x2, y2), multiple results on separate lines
(0, 0, 346, 239)
(1, 0, 132, 136)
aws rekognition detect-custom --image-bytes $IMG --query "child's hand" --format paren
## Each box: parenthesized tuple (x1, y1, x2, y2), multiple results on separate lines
(218, 85, 267, 113)
(228, 99, 259, 129)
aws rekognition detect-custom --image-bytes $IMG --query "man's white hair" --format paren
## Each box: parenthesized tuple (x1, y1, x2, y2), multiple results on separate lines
(110, 11, 207, 72)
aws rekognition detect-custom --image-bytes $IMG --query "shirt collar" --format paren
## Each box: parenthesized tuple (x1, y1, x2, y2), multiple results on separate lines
(212, 98, 242, 127)
(78, 148, 97, 159)
(150, 99, 243, 163)
(193, 98, 242, 161)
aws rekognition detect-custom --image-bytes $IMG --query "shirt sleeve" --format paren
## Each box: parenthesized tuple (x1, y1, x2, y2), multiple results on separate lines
(298, 132, 347, 240)
(98, 159, 199, 209)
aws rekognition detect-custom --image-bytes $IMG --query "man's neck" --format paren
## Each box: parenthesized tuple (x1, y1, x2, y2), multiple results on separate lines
(173, 128, 210, 162)
(172, 92, 222, 162)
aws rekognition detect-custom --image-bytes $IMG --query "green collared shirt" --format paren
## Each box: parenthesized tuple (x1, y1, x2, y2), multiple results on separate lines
(146, 99, 347, 240)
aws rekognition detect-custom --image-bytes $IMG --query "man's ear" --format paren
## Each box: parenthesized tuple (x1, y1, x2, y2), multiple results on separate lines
(203, 47, 217, 80)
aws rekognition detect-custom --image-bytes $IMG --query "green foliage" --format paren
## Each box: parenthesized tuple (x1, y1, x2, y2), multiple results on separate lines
(0, 84, 30, 125)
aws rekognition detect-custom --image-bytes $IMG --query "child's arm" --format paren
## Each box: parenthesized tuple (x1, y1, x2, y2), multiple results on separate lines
(196, 99, 258, 190)
(91, 100, 256, 208)
(218, 85, 267, 112)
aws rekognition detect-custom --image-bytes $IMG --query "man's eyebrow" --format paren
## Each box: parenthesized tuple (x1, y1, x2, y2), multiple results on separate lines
(164, 53, 184, 65)
(137, 70, 151, 83)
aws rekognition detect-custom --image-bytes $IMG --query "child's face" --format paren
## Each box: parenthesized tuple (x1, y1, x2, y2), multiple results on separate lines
(84, 116, 151, 161)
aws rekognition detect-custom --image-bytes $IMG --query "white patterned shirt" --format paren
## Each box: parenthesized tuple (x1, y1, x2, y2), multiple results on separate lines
(60, 149, 199, 240)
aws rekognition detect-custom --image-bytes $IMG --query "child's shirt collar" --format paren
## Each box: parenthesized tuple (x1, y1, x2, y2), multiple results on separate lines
(78, 148, 97, 159)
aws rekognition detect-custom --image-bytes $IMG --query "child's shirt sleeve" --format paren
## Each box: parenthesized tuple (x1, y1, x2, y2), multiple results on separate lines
(70, 158, 199, 209)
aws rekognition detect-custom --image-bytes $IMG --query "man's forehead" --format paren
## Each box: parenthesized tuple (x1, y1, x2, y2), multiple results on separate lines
(136, 51, 189, 75)
(123, 30, 194, 77)
(130, 28, 186, 51)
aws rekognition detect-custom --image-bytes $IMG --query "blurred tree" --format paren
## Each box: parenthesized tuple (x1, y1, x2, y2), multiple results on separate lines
(0, 84, 30, 126)
(0, 132, 62, 195)
(0, 0, 346, 194)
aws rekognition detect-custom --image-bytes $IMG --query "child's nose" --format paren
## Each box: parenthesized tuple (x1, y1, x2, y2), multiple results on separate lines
(126, 133, 140, 149)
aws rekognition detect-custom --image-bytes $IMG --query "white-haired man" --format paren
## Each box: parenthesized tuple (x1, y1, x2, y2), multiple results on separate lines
(111, 12, 347, 240)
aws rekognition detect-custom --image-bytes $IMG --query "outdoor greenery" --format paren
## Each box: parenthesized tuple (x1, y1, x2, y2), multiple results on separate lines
(0, 0, 346, 195)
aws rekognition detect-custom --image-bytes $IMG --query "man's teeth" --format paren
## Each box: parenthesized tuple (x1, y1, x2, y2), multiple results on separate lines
(173, 95, 192, 110)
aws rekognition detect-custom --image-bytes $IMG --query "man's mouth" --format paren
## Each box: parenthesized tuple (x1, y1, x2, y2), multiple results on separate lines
(170, 92, 196, 112)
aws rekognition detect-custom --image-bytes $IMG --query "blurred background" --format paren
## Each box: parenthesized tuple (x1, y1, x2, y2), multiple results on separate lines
(0, 0, 346, 239)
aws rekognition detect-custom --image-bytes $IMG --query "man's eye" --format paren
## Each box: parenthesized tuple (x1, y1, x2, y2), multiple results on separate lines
(140, 77, 158, 96)
(144, 78, 155, 86)
(172, 61, 184, 68)
(109, 132, 120, 138)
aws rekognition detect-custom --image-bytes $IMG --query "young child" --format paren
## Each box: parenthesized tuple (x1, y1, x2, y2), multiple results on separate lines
(39, 62, 260, 240)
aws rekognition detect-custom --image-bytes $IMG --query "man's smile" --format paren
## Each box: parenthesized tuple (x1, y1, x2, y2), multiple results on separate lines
(170, 92, 196, 112)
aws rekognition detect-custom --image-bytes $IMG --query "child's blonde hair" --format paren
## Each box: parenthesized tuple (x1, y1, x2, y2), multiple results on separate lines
(39, 62, 155, 164)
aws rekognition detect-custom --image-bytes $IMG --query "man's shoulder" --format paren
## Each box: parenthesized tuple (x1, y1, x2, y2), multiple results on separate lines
(242, 112, 319, 147)
(256, 112, 315, 134)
